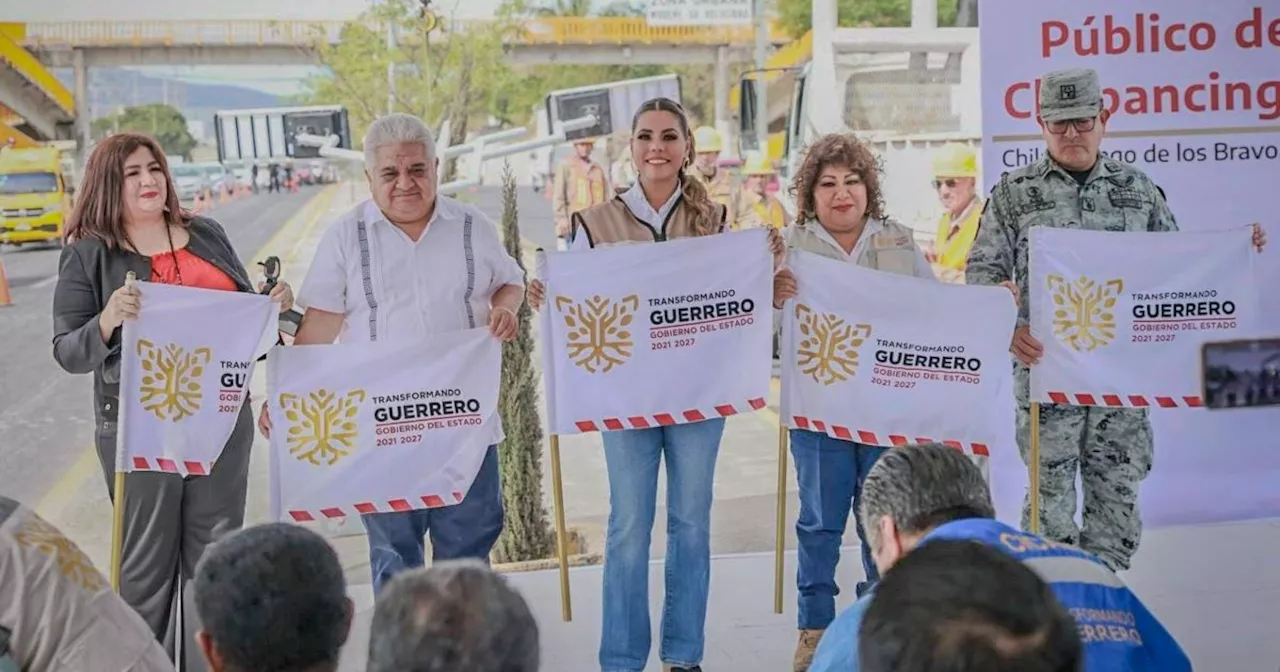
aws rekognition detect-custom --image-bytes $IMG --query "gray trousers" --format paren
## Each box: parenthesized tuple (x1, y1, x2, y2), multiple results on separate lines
(95, 401, 254, 671)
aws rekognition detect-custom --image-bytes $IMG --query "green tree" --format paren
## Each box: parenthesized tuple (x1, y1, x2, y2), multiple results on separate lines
(91, 104, 198, 160)
(492, 162, 557, 564)
(774, 0, 961, 38)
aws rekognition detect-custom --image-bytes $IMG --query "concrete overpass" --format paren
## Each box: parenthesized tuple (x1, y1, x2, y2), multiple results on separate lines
(19, 17, 793, 162)
(0, 24, 74, 141)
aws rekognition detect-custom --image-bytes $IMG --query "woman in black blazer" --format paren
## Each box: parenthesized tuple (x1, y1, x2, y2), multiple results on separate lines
(51, 132, 293, 669)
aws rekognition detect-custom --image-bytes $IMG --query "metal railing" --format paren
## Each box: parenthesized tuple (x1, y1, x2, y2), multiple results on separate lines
(0, 30, 74, 116)
(19, 18, 790, 49)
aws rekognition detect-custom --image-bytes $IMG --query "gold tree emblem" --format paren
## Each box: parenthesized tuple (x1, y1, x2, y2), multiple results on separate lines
(15, 514, 106, 592)
(137, 339, 213, 422)
(794, 304, 871, 385)
(554, 294, 640, 374)
(279, 389, 367, 466)
(1046, 274, 1124, 352)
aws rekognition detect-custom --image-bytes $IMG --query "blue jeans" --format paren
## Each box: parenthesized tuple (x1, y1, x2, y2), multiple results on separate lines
(361, 444, 504, 595)
(790, 429, 887, 630)
(599, 418, 726, 672)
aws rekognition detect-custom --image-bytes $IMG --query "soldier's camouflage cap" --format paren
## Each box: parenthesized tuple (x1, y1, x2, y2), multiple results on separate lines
(1039, 68, 1103, 122)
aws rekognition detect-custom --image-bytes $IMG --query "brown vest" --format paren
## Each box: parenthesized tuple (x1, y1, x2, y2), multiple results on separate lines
(571, 195, 727, 248)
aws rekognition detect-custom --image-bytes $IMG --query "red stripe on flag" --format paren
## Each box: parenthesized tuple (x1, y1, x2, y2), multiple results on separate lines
(575, 420, 598, 432)
(793, 416, 811, 430)
(654, 413, 677, 426)
(1128, 395, 1149, 407)
(132, 457, 148, 470)
(714, 404, 736, 416)
(832, 425, 852, 440)
(422, 495, 446, 508)
(185, 461, 207, 476)
(1155, 397, 1176, 408)
(971, 443, 990, 456)
(628, 416, 650, 429)
(1101, 395, 1122, 406)
(683, 409, 706, 422)
(354, 502, 377, 514)
(603, 418, 624, 431)
(858, 430, 877, 444)
(451, 491, 464, 503)
(889, 435, 908, 446)
(320, 508, 345, 519)
(748, 397, 767, 410)
(157, 458, 178, 472)
(1077, 394, 1096, 406)
(1048, 392, 1069, 404)
(389, 499, 412, 512)
(290, 510, 315, 522)
(1184, 396, 1203, 407)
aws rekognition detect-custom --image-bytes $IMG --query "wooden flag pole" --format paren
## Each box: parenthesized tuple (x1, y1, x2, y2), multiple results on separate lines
(773, 424, 789, 614)
(109, 270, 137, 592)
(1028, 401, 1042, 534)
(548, 434, 572, 621)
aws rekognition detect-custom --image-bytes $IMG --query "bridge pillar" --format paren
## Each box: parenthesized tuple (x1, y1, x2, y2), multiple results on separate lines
(73, 48, 90, 169)
(713, 45, 735, 158)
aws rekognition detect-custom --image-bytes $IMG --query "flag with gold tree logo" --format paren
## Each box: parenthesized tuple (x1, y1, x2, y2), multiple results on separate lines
(780, 250, 1017, 455)
(266, 327, 500, 522)
(1029, 227, 1259, 408)
(538, 229, 774, 435)
(117, 283, 277, 476)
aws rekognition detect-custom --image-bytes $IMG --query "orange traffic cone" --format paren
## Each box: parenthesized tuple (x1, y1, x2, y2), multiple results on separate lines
(0, 256, 13, 307)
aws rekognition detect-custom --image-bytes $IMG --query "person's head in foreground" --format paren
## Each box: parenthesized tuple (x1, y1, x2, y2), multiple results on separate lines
(789, 132, 887, 232)
(193, 523, 353, 672)
(859, 443, 995, 574)
(859, 539, 1083, 672)
(1037, 67, 1109, 172)
(363, 112, 439, 226)
(367, 558, 539, 672)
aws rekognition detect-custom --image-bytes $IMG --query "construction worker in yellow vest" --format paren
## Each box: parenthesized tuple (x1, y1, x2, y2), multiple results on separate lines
(690, 126, 739, 224)
(553, 137, 611, 249)
(926, 143, 983, 283)
(738, 151, 792, 230)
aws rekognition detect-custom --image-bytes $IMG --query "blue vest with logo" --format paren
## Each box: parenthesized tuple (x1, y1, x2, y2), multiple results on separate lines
(922, 519, 1191, 672)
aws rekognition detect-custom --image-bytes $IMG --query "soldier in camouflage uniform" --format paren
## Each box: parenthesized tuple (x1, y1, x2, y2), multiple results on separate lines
(963, 68, 1178, 572)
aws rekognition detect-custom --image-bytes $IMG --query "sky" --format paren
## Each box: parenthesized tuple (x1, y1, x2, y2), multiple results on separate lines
(9, 0, 518, 95)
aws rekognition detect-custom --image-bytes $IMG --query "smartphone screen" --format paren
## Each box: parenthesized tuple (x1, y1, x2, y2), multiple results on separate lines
(1201, 338, 1280, 409)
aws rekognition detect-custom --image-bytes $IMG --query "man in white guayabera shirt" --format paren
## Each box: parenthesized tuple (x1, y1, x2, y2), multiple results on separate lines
(259, 113, 526, 595)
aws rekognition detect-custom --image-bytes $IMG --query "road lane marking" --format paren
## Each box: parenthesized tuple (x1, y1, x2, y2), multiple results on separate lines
(34, 188, 338, 520)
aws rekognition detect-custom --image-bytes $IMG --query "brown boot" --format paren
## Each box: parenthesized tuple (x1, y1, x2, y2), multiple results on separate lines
(793, 629, 824, 672)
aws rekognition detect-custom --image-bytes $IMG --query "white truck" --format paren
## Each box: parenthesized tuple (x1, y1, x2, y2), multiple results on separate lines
(738, 2, 981, 239)
(531, 74, 682, 193)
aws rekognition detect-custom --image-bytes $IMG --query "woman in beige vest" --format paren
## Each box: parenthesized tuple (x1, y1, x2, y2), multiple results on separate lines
(529, 97, 782, 672)
(769, 133, 940, 672)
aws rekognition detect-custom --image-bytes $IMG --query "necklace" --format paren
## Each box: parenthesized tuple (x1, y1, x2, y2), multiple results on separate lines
(164, 224, 185, 286)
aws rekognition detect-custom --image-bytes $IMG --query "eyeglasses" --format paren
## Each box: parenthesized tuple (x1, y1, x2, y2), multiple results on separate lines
(1044, 117, 1098, 134)
(932, 178, 959, 189)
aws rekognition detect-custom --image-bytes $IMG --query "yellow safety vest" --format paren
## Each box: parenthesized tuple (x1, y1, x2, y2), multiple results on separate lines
(933, 198, 983, 273)
(751, 196, 787, 229)
(563, 160, 608, 213)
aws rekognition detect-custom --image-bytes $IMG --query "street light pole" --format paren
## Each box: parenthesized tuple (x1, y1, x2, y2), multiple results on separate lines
(752, 0, 768, 153)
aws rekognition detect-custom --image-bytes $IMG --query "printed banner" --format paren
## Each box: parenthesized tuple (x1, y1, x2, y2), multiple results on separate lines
(267, 328, 500, 522)
(1029, 227, 1258, 407)
(117, 282, 277, 476)
(539, 229, 773, 435)
(981, 0, 1280, 527)
(780, 251, 1017, 454)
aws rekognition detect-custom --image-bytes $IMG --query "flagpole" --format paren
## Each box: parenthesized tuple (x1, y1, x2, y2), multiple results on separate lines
(1028, 401, 1041, 534)
(109, 270, 136, 592)
(548, 434, 572, 621)
(773, 424, 788, 614)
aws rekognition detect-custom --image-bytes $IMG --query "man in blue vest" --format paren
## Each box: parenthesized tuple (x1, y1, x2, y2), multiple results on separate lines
(806, 443, 1189, 672)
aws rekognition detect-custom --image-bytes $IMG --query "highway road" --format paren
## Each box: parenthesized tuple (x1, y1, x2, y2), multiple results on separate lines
(0, 189, 319, 507)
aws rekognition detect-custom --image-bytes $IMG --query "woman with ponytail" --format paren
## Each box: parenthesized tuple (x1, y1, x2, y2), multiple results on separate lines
(528, 97, 783, 672)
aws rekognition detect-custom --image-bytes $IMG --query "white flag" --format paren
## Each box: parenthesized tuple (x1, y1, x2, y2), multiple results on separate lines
(780, 251, 1016, 455)
(117, 282, 277, 476)
(539, 229, 773, 435)
(267, 328, 500, 523)
(1029, 227, 1259, 408)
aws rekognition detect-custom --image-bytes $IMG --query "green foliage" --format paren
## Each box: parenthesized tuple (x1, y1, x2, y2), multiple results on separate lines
(774, 0, 960, 38)
(90, 104, 198, 160)
(492, 161, 557, 564)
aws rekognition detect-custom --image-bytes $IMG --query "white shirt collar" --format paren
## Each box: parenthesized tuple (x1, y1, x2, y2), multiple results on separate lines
(620, 180, 682, 229)
(810, 217, 885, 258)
